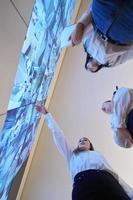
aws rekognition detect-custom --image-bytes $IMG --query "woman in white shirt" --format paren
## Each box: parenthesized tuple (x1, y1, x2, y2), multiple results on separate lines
(36, 104, 133, 200)
(102, 87, 133, 148)
(70, 1, 133, 73)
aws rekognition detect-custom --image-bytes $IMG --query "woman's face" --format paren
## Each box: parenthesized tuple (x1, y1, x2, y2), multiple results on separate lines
(86, 59, 101, 72)
(101, 101, 113, 114)
(85, 56, 109, 73)
(78, 137, 91, 151)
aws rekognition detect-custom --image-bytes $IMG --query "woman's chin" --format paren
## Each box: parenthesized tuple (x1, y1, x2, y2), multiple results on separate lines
(78, 146, 86, 151)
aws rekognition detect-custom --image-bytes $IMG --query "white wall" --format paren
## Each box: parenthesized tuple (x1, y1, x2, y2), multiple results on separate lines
(20, 0, 133, 199)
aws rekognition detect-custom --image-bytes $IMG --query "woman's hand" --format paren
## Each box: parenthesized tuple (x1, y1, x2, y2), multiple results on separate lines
(36, 102, 48, 115)
(69, 23, 85, 46)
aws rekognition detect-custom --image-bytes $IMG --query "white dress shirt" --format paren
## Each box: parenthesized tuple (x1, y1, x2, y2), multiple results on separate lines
(111, 87, 133, 148)
(44, 113, 133, 199)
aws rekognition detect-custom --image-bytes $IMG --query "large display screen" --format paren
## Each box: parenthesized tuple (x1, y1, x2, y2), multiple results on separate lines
(0, 0, 76, 199)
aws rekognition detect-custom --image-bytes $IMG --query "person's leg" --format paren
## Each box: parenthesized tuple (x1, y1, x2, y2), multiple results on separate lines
(72, 170, 101, 200)
(72, 179, 99, 200)
(72, 170, 130, 200)
(95, 171, 130, 200)
(127, 108, 133, 137)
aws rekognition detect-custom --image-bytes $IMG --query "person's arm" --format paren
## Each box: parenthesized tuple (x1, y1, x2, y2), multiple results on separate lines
(77, 0, 92, 26)
(118, 48, 133, 66)
(116, 128, 133, 148)
(70, 1, 92, 46)
(110, 48, 133, 68)
(36, 104, 72, 162)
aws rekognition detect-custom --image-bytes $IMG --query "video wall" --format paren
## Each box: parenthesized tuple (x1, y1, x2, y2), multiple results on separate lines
(0, 0, 76, 199)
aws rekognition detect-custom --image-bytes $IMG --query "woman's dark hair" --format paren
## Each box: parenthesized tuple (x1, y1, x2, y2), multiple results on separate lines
(104, 100, 111, 103)
(73, 138, 94, 154)
(84, 53, 93, 70)
(113, 86, 119, 97)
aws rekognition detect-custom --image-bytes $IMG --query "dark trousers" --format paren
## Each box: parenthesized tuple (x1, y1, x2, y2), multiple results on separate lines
(127, 108, 133, 138)
(72, 170, 130, 200)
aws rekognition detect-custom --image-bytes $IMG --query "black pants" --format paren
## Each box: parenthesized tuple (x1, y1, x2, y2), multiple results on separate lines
(72, 170, 130, 200)
(127, 108, 133, 138)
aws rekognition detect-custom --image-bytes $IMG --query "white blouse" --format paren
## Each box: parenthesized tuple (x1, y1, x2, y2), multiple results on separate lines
(44, 113, 133, 199)
(110, 87, 133, 148)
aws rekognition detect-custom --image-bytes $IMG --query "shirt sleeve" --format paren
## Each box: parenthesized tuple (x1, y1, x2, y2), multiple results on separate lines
(100, 154, 119, 180)
(110, 88, 133, 147)
(109, 47, 133, 68)
(117, 48, 133, 66)
(44, 113, 72, 162)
